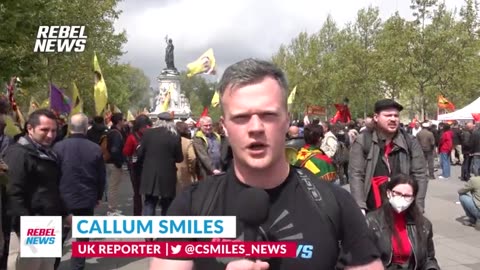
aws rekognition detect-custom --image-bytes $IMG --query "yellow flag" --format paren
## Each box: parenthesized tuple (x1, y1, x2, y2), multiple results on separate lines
(186, 48, 216, 77)
(71, 82, 83, 114)
(4, 114, 21, 137)
(211, 91, 220, 108)
(94, 52, 108, 115)
(40, 99, 49, 108)
(127, 110, 135, 121)
(287, 85, 297, 105)
(112, 104, 122, 113)
(162, 86, 173, 112)
(28, 97, 40, 115)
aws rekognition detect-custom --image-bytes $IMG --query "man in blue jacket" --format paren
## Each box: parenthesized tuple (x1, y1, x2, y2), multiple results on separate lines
(53, 113, 106, 270)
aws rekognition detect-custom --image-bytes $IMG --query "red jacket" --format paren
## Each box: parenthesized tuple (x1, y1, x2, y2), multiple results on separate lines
(123, 132, 141, 157)
(439, 130, 453, 153)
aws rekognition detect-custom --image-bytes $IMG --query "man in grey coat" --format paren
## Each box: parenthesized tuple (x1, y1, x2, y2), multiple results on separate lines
(416, 122, 436, 180)
(348, 99, 427, 214)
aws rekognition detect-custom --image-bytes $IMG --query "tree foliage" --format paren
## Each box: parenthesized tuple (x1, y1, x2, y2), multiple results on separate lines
(0, 0, 150, 116)
(177, 72, 220, 120)
(272, 0, 480, 121)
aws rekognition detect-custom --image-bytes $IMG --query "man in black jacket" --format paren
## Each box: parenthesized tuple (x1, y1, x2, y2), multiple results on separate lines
(137, 112, 183, 217)
(53, 113, 106, 270)
(86, 116, 108, 145)
(461, 122, 474, 181)
(471, 123, 480, 176)
(3, 109, 67, 270)
(105, 113, 125, 216)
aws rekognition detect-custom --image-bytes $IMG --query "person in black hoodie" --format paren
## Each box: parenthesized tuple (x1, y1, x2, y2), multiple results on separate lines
(87, 116, 108, 145)
(461, 122, 475, 181)
(3, 109, 67, 270)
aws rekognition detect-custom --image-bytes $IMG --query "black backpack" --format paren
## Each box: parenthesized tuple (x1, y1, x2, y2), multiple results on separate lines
(189, 167, 342, 242)
(332, 141, 349, 165)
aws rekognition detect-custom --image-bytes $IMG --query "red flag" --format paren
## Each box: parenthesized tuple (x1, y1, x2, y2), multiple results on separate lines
(409, 118, 418, 128)
(437, 95, 455, 111)
(330, 104, 351, 124)
(472, 113, 480, 122)
(197, 107, 209, 127)
(200, 106, 208, 117)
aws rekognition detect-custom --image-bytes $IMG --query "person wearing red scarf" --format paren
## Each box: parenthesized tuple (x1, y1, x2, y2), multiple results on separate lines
(366, 174, 440, 269)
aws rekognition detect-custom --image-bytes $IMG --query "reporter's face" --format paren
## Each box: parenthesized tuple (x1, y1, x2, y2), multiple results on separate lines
(221, 77, 289, 171)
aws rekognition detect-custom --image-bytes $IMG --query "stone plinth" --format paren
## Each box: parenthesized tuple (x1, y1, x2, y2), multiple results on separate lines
(150, 72, 191, 119)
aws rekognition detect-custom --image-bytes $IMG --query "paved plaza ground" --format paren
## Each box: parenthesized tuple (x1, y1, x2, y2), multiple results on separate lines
(57, 165, 480, 270)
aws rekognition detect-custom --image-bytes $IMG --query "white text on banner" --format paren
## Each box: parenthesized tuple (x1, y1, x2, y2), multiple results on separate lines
(71, 216, 236, 239)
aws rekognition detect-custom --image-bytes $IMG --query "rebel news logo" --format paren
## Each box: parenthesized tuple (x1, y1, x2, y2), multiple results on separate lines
(34, 26, 87, 52)
(20, 216, 62, 258)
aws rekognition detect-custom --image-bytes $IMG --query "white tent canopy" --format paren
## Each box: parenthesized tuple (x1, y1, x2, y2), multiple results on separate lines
(437, 96, 480, 121)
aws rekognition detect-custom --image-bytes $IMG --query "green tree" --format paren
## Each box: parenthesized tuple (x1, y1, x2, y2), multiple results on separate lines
(444, 0, 480, 106)
(177, 72, 219, 120)
(353, 6, 382, 118)
(332, 7, 382, 118)
(0, 0, 127, 116)
(270, 0, 480, 120)
(376, 13, 412, 101)
(407, 0, 439, 119)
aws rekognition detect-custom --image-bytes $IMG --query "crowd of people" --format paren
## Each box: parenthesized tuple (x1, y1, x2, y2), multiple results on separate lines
(0, 58, 479, 270)
(0, 104, 234, 270)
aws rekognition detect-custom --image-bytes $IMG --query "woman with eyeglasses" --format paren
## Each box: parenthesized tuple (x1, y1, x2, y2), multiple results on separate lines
(366, 174, 440, 270)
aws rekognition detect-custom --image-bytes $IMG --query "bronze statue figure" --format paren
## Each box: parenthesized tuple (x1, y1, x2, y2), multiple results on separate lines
(165, 36, 177, 71)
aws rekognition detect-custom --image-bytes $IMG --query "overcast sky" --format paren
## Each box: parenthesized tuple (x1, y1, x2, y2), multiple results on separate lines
(114, 0, 463, 88)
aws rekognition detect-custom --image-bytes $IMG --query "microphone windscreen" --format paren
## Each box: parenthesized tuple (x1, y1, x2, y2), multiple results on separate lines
(234, 187, 270, 226)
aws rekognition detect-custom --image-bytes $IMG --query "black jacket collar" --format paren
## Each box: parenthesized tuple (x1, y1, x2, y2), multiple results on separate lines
(18, 136, 57, 161)
(69, 133, 87, 139)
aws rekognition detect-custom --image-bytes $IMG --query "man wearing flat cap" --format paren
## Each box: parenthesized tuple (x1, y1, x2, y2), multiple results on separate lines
(157, 112, 173, 121)
(137, 111, 183, 217)
(349, 99, 427, 214)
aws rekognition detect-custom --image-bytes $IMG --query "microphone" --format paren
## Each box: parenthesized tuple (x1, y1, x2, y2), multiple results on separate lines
(234, 187, 270, 242)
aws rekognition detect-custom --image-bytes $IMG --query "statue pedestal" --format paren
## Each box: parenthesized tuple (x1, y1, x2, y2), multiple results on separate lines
(150, 72, 191, 120)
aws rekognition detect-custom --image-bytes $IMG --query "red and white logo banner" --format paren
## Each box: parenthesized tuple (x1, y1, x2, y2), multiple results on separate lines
(71, 241, 297, 258)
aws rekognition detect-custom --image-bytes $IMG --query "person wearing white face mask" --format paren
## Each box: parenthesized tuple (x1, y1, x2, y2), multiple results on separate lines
(366, 174, 440, 270)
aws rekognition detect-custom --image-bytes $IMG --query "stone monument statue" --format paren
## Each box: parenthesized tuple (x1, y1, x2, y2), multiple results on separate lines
(151, 35, 191, 119)
(162, 35, 178, 75)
